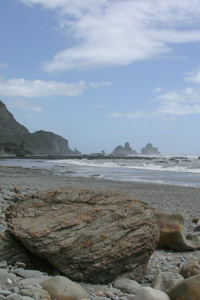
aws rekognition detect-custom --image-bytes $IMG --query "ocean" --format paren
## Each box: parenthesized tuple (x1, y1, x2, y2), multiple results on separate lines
(1, 155, 200, 187)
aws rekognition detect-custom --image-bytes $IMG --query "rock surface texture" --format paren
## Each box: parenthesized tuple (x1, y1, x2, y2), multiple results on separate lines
(6, 186, 159, 284)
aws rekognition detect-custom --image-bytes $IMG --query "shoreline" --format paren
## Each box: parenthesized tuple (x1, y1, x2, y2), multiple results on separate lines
(1, 165, 200, 220)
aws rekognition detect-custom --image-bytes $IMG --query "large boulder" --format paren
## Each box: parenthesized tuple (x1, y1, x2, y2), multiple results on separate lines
(156, 211, 200, 251)
(6, 186, 159, 284)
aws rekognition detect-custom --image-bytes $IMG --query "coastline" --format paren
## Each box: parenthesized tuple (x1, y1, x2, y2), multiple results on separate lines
(0, 165, 200, 220)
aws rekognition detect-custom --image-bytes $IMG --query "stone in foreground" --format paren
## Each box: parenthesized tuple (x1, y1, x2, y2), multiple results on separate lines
(156, 211, 200, 251)
(6, 186, 159, 283)
(40, 276, 88, 300)
(151, 271, 183, 292)
(180, 258, 200, 278)
(134, 286, 170, 300)
(167, 274, 200, 300)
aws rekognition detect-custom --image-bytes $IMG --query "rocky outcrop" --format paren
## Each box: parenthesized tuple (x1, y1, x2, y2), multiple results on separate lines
(6, 186, 159, 284)
(111, 142, 137, 156)
(156, 211, 200, 251)
(0, 100, 76, 155)
(141, 143, 160, 155)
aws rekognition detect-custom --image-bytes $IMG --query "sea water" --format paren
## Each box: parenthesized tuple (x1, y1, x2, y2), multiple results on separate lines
(1, 155, 200, 187)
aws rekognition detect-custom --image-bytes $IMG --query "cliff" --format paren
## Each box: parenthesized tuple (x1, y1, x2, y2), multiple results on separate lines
(0, 100, 75, 155)
(0, 101, 28, 135)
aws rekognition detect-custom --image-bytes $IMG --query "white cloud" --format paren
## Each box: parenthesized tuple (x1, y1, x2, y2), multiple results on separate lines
(89, 82, 111, 88)
(154, 87, 200, 103)
(154, 87, 162, 93)
(109, 85, 200, 119)
(0, 78, 86, 97)
(109, 102, 200, 119)
(185, 69, 200, 83)
(0, 78, 110, 98)
(20, 0, 200, 71)
(7, 100, 43, 112)
(157, 102, 200, 116)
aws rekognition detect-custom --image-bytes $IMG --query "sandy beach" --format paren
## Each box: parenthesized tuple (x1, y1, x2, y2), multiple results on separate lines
(1, 165, 200, 221)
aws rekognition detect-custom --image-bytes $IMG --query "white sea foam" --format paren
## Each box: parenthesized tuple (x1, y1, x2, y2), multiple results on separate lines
(46, 157, 200, 174)
(1, 156, 200, 187)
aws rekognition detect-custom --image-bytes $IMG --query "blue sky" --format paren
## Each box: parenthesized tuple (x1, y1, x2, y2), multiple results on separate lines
(1, 0, 200, 154)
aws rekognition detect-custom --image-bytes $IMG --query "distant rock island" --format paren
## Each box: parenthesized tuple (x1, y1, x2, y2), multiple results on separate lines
(0, 100, 80, 155)
(111, 142, 138, 156)
(141, 143, 160, 155)
(110, 142, 160, 156)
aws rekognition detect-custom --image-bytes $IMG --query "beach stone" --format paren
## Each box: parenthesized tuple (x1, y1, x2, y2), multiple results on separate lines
(155, 211, 200, 251)
(167, 274, 200, 300)
(6, 186, 159, 284)
(14, 187, 21, 193)
(0, 261, 7, 268)
(14, 262, 26, 269)
(19, 287, 50, 300)
(180, 258, 200, 278)
(134, 286, 170, 300)
(6, 293, 21, 300)
(0, 269, 17, 290)
(113, 278, 142, 294)
(19, 277, 50, 287)
(40, 275, 88, 300)
(151, 271, 183, 292)
(192, 217, 200, 224)
(21, 297, 35, 300)
(14, 269, 44, 279)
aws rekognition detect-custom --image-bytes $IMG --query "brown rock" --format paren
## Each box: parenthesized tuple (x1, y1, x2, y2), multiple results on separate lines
(6, 186, 159, 284)
(192, 217, 200, 224)
(180, 259, 200, 278)
(167, 274, 200, 300)
(14, 186, 21, 193)
(156, 211, 200, 251)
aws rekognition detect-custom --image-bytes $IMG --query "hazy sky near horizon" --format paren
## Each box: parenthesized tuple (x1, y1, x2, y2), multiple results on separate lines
(1, 0, 200, 154)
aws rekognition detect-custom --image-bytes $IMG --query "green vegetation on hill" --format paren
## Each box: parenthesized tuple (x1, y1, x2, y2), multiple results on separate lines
(0, 141, 33, 156)
(0, 100, 76, 155)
